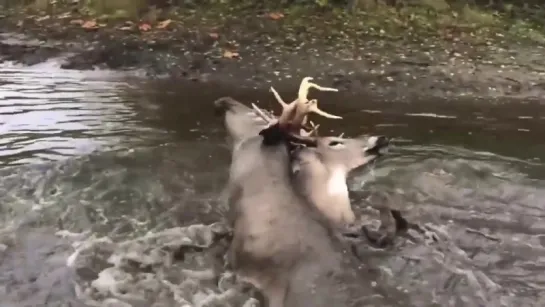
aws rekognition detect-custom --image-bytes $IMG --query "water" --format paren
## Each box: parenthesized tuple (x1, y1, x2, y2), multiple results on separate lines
(0, 62, 544, 306)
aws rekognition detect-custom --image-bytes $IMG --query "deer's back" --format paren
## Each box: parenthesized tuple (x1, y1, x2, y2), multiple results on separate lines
(226, 137, 339, 292)
(227, 137, 407, 307)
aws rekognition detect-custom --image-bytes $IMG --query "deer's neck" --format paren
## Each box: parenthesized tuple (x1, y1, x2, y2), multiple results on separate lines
(326, 167, 348, 198)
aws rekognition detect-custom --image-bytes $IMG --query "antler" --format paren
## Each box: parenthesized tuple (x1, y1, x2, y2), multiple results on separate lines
(252, 77, 341, 145)
(253, 102, 320, 139)
(271, 77, 341, 126)
(251, 103, 275, 123)
(253, 77, 341, 131)
(300, 121, 320, 137)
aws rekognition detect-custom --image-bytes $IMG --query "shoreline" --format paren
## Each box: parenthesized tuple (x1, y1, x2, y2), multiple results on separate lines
(1, 3, 544, 99)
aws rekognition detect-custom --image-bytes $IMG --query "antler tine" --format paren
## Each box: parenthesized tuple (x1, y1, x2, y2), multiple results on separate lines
(270, 86, 289, 108)
(286, 132, 318, 146)
(294, 77, 342, 123)
(297, 77, 338, 103)
(291, 98, 342, 126)
(269, 85, 301, 129)
(307, 99, 342, 119)
(251, 103, 275, 124)
(300, 121, 320, 137)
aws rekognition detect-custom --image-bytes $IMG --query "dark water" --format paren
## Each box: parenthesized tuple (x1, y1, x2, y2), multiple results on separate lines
(1, 63, 544, 306)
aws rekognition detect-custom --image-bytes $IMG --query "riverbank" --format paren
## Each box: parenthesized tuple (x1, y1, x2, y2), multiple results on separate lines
(1, 2, 545, 99)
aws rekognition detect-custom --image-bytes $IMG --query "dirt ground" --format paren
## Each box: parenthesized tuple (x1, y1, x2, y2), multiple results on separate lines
(1, 3, 545, 99)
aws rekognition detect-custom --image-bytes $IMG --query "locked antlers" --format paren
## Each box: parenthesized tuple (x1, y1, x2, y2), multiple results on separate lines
(252, 77, 341, 144)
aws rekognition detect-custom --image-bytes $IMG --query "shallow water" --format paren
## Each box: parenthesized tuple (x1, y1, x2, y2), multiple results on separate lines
(1, 63, 544, 306)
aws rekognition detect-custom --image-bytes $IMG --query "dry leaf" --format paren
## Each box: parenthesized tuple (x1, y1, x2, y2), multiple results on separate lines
(58, 12, 72, 19)
(156, 19, 172, 29)
(81, 20, 98, 30)
(267, 12, 284, 20)
(139, 23, 152, 32)
(119, 26, 133, 31)
(208, 32, 219, 39)
(70, 19, 84, 25)
(223, 50, 240, 59)
(35, 15, 51, 22)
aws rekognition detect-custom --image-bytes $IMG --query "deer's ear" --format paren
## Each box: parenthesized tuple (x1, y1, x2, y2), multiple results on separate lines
(291, 162, 301, 175)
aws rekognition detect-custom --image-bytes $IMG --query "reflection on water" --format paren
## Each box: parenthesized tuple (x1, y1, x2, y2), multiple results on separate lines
(0, 65, 545, 306)
(0, 61, 167, 166)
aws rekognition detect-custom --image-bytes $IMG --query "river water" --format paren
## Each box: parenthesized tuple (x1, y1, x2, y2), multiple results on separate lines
(0, 61, 544, 307)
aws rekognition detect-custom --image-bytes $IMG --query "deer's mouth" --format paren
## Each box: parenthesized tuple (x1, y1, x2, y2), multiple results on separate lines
(364, 136, 390, 156)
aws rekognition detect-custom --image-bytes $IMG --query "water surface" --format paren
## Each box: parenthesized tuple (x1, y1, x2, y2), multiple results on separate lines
(0, 64, 544, 306)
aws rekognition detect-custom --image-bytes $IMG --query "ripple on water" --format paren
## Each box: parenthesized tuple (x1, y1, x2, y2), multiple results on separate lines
(0, 142, 234, 306)
(0, 64, 166, 166)
(350, 145, 545, 307)
(1, 71, 545, 306)
(0, 141, 542, 306)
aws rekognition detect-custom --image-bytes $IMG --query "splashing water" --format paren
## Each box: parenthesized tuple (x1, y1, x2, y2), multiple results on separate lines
(1, 64, 545, 307)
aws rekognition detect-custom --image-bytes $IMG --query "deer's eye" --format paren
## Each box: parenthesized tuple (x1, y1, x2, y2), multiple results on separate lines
(328, 141, 344, 147)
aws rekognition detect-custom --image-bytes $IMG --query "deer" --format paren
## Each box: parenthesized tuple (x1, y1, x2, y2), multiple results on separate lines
(215, 77, 388, 231)
(213, 77, 412, 307)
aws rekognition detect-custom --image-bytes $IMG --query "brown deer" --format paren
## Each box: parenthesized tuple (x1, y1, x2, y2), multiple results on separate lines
(214, 78, 410, 307)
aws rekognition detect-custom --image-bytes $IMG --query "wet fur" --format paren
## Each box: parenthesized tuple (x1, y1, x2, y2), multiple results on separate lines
(224, 121, 376, 306)
(214, 97, 409, 306)
(216, 97, 374, 229)
(290, 149, 355, 227)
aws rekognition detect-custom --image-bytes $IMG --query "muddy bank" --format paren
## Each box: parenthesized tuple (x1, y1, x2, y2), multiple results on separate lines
(1, 4, 545, 99)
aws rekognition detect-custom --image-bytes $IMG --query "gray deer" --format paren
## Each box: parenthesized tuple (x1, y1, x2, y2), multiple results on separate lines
(215, 77, 388, 230)
(213, 78, 412, 307)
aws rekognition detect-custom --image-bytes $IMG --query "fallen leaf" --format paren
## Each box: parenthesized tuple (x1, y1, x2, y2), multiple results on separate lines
(81, 20, 98, 30)
(16, 20, 23, 27)
(139, 23, 152, 32)
(156, 19, 172, 29)
(35, 15, 51, 22)
(58, 12, 72, 19)
(209, 32, 219, 39)
(267, 12, 284, 20)
(70, 19, 84, 25)
(223, 50, 240, 59)
(119, 26, 133, 31)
